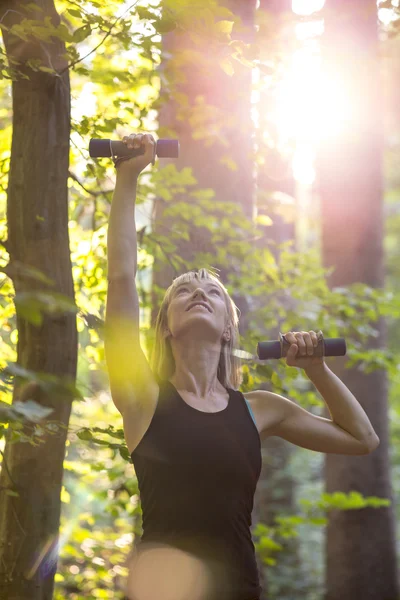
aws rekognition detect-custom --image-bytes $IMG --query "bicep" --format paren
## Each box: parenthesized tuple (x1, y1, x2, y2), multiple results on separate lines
(265, 393, 372, 455)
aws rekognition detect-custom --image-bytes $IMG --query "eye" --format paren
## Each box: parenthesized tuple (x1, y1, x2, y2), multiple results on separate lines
(176, 286, 221, 296)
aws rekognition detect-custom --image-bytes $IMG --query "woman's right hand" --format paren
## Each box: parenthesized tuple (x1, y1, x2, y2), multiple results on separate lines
(116, 133, 156, 177)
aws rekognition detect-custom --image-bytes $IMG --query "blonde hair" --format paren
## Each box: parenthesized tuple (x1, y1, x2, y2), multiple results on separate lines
(150, 268, 243, 390)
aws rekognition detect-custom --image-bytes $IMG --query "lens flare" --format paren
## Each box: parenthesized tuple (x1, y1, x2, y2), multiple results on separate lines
(125, 543, 213, 600)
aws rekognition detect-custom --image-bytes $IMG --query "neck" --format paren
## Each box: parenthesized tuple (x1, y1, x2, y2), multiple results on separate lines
(169, 339, 225, 398)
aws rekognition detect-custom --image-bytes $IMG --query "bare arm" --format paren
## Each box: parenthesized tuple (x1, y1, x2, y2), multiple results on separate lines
(105, 134, 158, 416)
(107, 132, 155, 276)
(107, 172, 139, 278)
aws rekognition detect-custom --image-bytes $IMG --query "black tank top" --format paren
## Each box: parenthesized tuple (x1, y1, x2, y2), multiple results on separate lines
(130, 378, 262, 600)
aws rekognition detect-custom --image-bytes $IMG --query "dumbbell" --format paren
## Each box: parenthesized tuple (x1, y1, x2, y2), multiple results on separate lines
(89, 138, 179, 161)
(257, 331, 346, 360)
(233, 331, 346, 362)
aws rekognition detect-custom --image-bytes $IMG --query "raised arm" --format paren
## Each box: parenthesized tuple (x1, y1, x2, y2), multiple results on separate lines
(105, 134, 159, 451)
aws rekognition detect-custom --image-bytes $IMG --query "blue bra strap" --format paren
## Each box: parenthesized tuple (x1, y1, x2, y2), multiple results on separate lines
(244, 399, 257, 428)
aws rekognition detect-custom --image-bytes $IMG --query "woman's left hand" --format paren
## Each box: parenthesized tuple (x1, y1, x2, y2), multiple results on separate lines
(283, 330, 325, 370)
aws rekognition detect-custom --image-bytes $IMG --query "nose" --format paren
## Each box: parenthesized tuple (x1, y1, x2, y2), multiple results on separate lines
(191, 288, 207, 300)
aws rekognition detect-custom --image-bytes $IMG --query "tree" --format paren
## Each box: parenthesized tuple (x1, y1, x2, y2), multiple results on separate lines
(0, 1, 77, 599)
(317, 1, 399, 598)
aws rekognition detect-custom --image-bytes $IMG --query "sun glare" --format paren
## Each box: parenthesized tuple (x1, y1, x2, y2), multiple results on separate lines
(267, 0, 362, 184)
(292, 0, 325, 15)
(271, 0, 398, 184)
(274, 46, 355, 145)
(267, 1, 325, 185)
(72, 0, 394, 189)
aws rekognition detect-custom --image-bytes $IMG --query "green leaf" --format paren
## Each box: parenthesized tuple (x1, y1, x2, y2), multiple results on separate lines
(8, 24, 30, 42)
(67, 8, 83, 18)
(216, 20, 234, 34)
(136, 7, 157, 21)
(155, 17, 176, 34)
(119, 446, 131, 461)
(220, 155, 238, 171)
(0, 401, 14, 423)
(91, 438, 110, 446)
(73, 24, 92, 43)
(92, 426, 125, 439)
(54, 23, 73, 43)
(309, 517, 327, 525)
(256, 214, 273, 227)
(271, 371, 281, 387)
(16, 302, 43, 325)
(74, 66, 90, 77)
(77, 429, 93, 441)
(37, 65, 57, 74)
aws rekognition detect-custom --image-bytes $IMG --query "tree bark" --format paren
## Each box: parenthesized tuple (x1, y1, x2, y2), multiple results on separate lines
(317, 2, 399, 599)
(0, 2, 77, 599)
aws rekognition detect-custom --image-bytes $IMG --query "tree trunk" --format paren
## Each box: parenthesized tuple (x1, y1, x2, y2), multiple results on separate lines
(317, 2, 399, 599)
(0, 2, 77, 600)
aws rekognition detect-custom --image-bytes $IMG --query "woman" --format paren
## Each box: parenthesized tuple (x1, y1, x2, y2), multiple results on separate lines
(105, 133, 379, 600)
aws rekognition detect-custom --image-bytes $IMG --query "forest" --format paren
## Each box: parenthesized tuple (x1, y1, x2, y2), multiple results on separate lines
(1, 0, 400, 599)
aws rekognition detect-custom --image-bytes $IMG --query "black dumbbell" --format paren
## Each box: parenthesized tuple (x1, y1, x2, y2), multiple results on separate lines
(89, 138, 179, 161)
(257, 331, 346, 360)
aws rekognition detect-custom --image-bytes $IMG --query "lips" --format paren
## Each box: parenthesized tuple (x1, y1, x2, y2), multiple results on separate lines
(187, 302, 211, 312)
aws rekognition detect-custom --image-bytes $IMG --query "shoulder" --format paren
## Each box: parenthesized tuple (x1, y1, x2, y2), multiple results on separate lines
(242, 389, 289, 434)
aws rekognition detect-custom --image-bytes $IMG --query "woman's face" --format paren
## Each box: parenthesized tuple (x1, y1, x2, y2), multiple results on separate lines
(166, 279, 229, 342)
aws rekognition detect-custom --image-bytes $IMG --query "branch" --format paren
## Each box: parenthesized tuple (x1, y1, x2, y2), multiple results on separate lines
(147, 232, 180, 277)
(58, 0, 141, 76)
(68, 170, 113, 197)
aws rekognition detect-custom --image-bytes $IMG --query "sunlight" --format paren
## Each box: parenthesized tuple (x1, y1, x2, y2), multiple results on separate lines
(72, 82, 97, 121)
(274, 46, 355, 146)
(292, 0, 325, 15)
(271, 0, 399, 184)
(292, 143, 315, 186)
(267, 0, 362, 184)
(260, 1, 327, 185)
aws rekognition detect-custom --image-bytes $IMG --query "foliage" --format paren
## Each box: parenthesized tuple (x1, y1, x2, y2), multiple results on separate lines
(254, 487, 391, 567)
